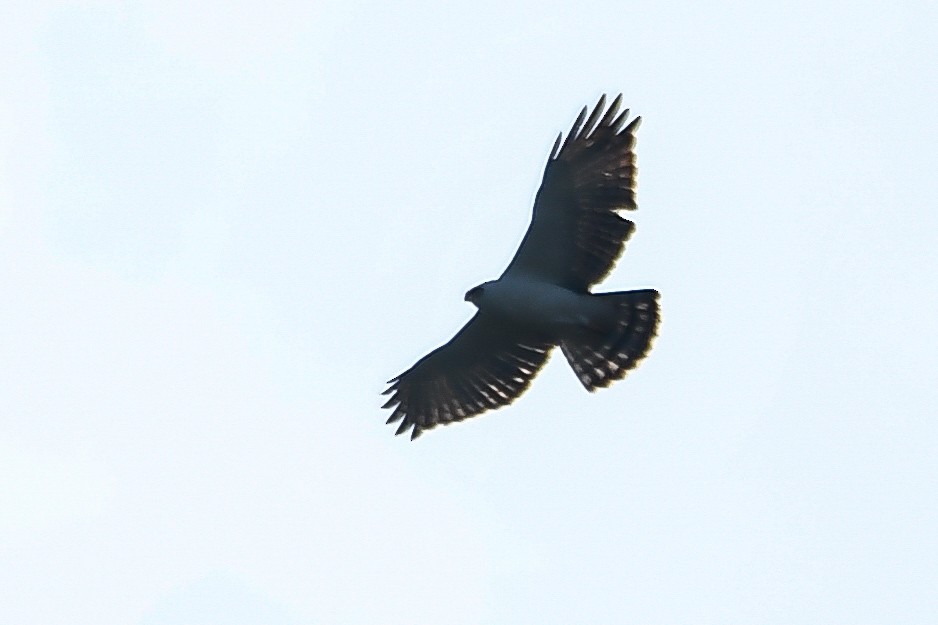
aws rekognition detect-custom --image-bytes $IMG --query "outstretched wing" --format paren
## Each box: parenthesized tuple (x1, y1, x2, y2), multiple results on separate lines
(382, 313, 552, 440)
(502, 94, 641, 291)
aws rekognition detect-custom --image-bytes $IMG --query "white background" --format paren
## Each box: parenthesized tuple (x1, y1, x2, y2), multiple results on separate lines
(2, 1, 937, 623)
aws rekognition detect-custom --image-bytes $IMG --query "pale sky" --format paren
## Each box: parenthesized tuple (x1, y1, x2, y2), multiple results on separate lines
(2, 1, 937, 624)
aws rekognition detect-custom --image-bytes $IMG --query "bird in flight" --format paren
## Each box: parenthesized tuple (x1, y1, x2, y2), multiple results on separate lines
(382, 94, 660, 439)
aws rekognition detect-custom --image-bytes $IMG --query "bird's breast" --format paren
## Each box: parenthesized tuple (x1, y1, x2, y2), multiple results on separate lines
(482, 279, 599, 337)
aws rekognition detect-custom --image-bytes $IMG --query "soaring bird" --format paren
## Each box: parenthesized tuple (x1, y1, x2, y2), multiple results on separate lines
(382, 94, 660, 439)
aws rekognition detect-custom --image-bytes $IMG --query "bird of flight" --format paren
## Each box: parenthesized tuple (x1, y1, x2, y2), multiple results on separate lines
(383, 94, 660, 439)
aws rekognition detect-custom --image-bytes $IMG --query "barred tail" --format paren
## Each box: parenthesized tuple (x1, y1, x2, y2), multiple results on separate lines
(561, 289, 659, 391)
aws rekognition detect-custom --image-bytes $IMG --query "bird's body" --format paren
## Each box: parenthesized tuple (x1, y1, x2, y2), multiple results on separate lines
(383, 94, 660, 439)
(469, 278, 613, 339)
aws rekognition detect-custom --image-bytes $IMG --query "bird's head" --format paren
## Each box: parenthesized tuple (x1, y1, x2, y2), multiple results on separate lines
(464, 284, 486, 308)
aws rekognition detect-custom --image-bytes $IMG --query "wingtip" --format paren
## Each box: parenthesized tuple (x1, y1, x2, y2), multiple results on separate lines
(582, 94, 608, 139)
(571, 104, 588, 136)
(611, 107, 631, 133)
(556, 94, 640, 153)
(595, 94, 623, 129)
(549, 132, 562, 160)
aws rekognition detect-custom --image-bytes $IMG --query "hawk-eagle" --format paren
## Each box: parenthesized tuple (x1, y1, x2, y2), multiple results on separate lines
(383, 94, 660, 439)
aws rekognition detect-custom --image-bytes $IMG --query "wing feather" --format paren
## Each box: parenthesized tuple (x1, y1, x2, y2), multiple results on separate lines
(382, 312, 552, 439)
(581, 93, 608, 138)
(502, 94, 642, 291)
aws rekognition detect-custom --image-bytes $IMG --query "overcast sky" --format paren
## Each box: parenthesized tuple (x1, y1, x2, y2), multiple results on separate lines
(2, 1, 937, 624)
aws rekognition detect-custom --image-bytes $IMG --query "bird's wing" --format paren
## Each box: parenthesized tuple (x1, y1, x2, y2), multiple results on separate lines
(501, 94, 641, 291)
(382, 312, 553, 440)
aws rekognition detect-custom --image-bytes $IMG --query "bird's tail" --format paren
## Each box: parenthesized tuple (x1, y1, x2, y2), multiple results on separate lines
(560, 289, 659, 392)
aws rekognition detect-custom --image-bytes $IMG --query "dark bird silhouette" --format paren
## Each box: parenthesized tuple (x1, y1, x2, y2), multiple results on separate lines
(383, 94, 660, 439)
